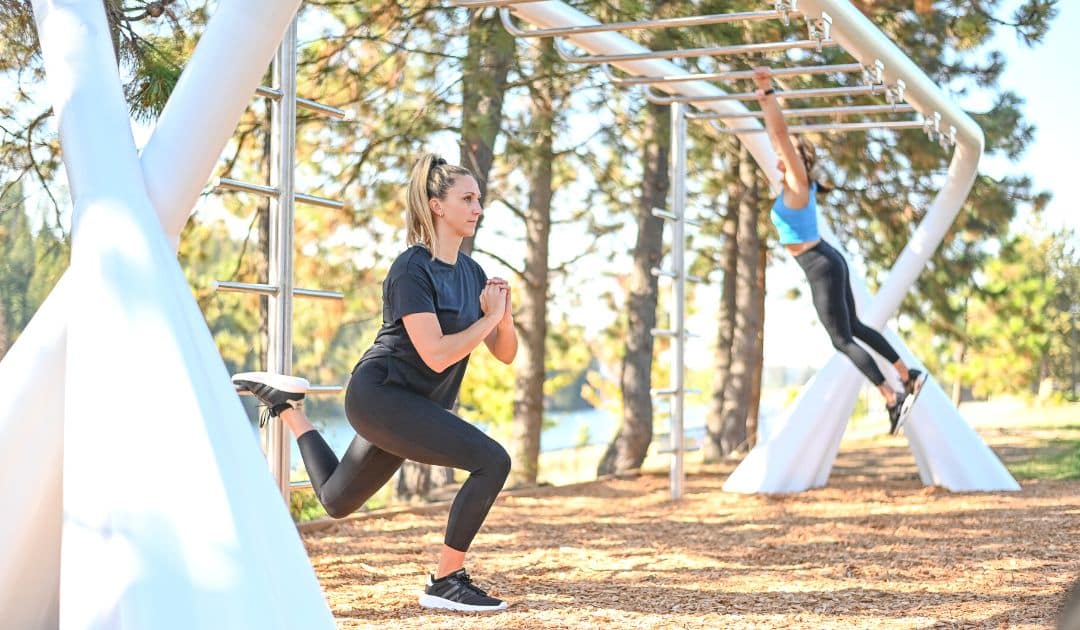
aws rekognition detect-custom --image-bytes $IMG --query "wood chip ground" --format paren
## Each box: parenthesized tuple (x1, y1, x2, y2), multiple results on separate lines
(301, 426, 1080, 629)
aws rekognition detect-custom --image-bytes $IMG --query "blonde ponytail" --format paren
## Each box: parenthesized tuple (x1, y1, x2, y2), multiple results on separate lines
(406, 153, 474, 254)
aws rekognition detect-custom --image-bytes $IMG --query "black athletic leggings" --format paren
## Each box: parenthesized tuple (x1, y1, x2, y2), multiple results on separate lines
(295, 357, 510, 552)
(795, 241, 900, 387)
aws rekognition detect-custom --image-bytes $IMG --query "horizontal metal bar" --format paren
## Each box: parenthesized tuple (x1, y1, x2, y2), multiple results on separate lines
(499, 6, 805, 39)
(602, 62, 865, 86)
(556, 37, 838, 65)
(650, 387, 703, 398)
(214, 178, 344, 210)
(295, 192, 346, 210)
(215, 281, 276, 296)
(651, 328, 677, 337)
(650, 268, 705, 284)
(449, 0, 544, 7)
(645, 83, 884, 104)
(658, 446, 703, 454)
(650, 207, 702, 226)
(290, 480, 313, 490)
(213, 281, 344, 301)
(255, 86, 350, 120)
(712, 119, 927, 134)
(215, 177, 278, 198)
(687, 103, 916, 120)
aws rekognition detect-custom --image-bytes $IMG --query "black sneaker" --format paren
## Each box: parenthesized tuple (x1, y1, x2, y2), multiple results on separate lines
(418, 568, 507, 612)
(904, 369, 928, 398)
(887, 392, 909, 436)
(232, 372, 308, 426)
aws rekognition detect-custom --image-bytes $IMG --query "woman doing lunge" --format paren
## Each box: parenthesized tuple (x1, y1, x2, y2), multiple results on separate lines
(234, 153, 518, 612)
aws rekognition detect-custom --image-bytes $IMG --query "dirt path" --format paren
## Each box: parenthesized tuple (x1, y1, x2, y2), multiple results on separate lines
(301, 431, 1080, 629)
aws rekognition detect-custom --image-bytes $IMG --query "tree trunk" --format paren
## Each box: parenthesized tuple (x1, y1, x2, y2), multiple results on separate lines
(597, 100, 670, 476)
(745, 241, 768, 448)
(458, 8, 514, 256)
(703, 193, 738, 462)
(951, 339, 966, 406)
(718, 147, 761, 454)
(509, 40, 555, 488)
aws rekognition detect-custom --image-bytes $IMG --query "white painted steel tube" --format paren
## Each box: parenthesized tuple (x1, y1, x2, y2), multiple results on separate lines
(556, 37, 838, 64)
(602, 62, 865, 86)
(689, 103, 916, 120)
(2, 0, 333, 626)
(502, 2, 778, 177)
(499, 6, 805, 38)
(502, 1, 1015, 492)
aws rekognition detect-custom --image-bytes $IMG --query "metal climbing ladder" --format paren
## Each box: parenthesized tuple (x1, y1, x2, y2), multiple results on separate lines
(212, 18, 348, 500)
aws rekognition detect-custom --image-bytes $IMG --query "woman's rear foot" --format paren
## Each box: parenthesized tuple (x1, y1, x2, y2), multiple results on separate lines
(418, 568, 507, 612)
(232, 372, 308, 423)
(887, 393, 909, 435)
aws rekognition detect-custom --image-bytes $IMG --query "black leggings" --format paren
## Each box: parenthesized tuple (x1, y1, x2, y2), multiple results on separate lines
(295, 357, 510, 552)
(795, 241, 900, 387)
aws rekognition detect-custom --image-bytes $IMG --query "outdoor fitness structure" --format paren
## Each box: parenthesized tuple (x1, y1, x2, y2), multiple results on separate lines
(0, 0, 1019, 628)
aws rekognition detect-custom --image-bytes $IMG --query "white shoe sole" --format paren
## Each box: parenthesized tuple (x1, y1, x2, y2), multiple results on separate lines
(231, 371, 310, 393)
(896, 381, 925, 433)
(909, 371, 928, 398)
(418, 593, 507, 612)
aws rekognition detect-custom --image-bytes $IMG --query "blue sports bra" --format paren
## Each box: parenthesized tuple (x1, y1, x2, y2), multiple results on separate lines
(770, 183, 820, 245)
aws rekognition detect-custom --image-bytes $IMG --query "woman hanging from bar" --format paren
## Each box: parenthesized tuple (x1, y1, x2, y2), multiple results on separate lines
(751, 66, 926, 434)
(233, 153, 517, 613)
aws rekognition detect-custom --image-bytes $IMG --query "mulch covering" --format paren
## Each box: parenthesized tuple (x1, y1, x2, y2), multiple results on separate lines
(301, 433, 1080, 629)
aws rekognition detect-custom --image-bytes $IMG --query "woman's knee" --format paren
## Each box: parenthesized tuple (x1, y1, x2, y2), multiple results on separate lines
(319, 494, 358, 520)
(480, 442, 511, 483)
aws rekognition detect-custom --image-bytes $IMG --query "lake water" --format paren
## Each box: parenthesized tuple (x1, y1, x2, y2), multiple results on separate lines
(281, 392, 788, 477)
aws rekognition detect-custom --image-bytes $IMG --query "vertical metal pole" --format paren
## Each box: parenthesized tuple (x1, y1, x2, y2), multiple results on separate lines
(670, 102, 687, 500)
(267, 17, 297, 502)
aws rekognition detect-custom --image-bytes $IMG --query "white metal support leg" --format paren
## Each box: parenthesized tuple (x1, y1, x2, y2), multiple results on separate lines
(4, 1, 332, 627)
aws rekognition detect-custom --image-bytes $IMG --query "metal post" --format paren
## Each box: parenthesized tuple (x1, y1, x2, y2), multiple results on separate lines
(267, 17, 298, 501)
(670, 101, 687, 500)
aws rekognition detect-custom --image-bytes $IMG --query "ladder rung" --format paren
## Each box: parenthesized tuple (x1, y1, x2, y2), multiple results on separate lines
(214, 178, 345, 210)
(658, 446, 703, 455)
(449, 0, 543, 6)
(713, 119, 926, 135)
(687, 103, 917, 121)
(498, 6, 804, 39)
(295, 192, 345, 211)
(255, 86, 350, 120)
(651, 387, 679, 396)
(645, 83, 884, 105)
(557, 37, 838, 65)
(603, 62, 865, 87)
(651, 328, 677, 337)
(651, 268, 706, 283)
(213, 281, 344, 301)
(650, 207, 702, 227)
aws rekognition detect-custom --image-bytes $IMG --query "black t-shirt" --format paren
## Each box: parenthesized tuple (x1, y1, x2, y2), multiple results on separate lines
(358, 245, 487, 408)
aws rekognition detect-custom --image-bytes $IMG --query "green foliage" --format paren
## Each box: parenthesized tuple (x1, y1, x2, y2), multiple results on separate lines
(1008, 429, 1080, 481)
